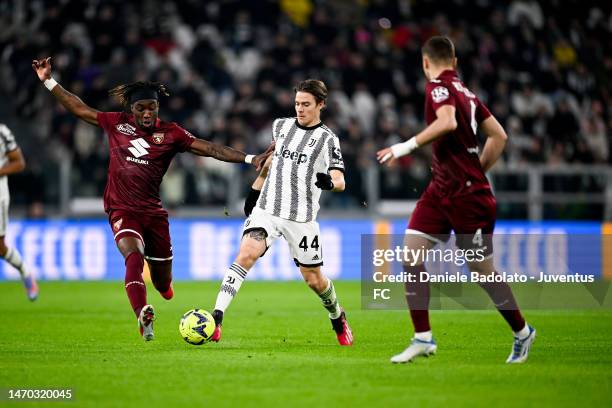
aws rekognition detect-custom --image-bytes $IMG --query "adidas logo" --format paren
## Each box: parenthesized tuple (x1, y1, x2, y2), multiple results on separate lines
(312, 254, 319, 260)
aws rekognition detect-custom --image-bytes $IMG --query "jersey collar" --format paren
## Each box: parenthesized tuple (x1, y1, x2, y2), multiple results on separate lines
(436, 69, 458, 80)
(295, 119, 323, 130)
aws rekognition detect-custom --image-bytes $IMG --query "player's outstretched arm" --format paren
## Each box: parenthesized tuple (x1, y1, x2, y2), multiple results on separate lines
(478, 116, 508, 172)
(32, 57, 100, 127)
(377, 105, 457, 165)
(0, 148, 26, 177)
(189, 140, 274, 171)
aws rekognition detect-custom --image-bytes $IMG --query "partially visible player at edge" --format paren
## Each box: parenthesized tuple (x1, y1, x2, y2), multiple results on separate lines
(210, 79, 353, 346)
(32, 57, 272, 341)
(377, 36, 535, 363)
(0, 123, 38, 301)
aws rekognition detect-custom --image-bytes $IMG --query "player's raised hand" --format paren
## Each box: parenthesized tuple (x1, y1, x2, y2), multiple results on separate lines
(376, 147, 397, 166)
(31, 57, 53, 81)
(253, 142, 275, 171)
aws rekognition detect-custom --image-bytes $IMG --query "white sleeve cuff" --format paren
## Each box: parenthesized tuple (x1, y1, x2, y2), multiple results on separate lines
(44, 77, 58, 91)
(390, 137, 419, 158)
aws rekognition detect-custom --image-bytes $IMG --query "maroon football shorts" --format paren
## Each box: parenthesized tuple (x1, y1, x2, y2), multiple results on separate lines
(108, 209, 173, 261)
(407, 186, 496, 257)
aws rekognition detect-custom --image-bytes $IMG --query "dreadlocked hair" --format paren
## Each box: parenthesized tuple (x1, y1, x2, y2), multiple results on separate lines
(108, 81, 170, 110)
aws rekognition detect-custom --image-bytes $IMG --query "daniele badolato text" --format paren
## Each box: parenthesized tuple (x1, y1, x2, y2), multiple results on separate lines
(371, 271, 595, 283)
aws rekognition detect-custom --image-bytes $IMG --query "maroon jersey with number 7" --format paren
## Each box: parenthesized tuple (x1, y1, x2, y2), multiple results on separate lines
(424, 69, 492, 197)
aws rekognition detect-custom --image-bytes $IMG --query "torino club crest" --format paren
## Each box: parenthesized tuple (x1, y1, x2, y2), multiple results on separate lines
(152, 133, 165, 144)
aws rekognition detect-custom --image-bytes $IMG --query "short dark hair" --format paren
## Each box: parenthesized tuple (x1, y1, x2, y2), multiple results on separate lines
(422, 36, 456, 64)
(294, 79, 328, 105)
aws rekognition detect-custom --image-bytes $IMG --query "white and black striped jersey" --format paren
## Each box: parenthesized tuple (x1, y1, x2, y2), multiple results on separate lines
(0, 124, 19, 200)
(256, 117, 344, 222)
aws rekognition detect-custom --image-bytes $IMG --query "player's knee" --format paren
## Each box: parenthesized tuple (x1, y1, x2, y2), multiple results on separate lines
(235, 249, 259, 269)
(237, 232, 267, 267)
(305, 277, 322, 292)
(302, 268, 325, 291)
(118, 239, 145, 259)
(124, 250, 144, 265)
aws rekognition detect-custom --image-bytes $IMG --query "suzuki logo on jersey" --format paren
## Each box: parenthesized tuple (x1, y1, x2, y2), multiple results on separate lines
(276, 146, 308, 164)
(116, 123, 137, 136)
(128, 138, 150, 158)
(126, 138, 150, 164)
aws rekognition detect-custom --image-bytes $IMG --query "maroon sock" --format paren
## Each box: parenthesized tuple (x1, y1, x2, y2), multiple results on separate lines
(404, 264, 431, 333)
(478, 274, 525, 332)
(124, 252, 146, 317)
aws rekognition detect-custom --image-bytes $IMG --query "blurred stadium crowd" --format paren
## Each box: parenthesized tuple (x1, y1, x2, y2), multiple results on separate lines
(0, 0, 610, 214)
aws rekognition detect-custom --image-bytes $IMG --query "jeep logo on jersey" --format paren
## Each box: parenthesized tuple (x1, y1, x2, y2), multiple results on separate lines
(128, 138, 150, 158)
(116, 123, 137, 136)
(276, 147, 308, 164)
(152, 132, 165, 144)
(431, 86, 449, 103)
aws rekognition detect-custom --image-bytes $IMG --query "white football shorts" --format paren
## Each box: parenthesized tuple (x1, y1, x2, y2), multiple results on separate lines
(243, 207, 323, 267)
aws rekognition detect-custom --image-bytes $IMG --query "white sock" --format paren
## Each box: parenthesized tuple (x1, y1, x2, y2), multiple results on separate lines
(414, 331, 433, 342)
(3, 247, 29, 278)
(514, 323, 530, 340)
(214, 263, 247, 313)
(318, 279, 341, 319)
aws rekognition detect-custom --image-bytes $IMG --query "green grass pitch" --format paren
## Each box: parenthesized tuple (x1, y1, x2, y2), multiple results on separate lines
(1, 281, 611, 407)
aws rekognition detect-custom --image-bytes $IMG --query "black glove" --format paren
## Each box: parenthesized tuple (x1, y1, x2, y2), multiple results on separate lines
(315, 172, 334, 190)
(244, 188, 261, 216)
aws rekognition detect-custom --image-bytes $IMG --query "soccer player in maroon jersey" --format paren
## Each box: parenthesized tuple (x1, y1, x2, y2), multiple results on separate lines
(32, 57, 271, 341)
(377, 37, 535, 363)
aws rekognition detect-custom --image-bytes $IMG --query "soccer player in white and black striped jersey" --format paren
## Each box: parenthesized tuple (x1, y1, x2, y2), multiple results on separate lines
(210, 79, 353, 345)
(0, 124, 38, 301)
